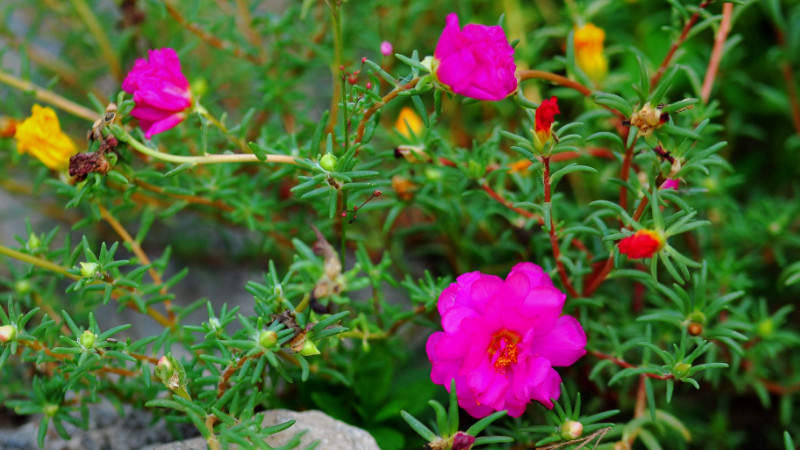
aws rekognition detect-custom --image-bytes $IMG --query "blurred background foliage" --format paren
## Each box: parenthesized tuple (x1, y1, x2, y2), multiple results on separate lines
(0, 0, 799, 449)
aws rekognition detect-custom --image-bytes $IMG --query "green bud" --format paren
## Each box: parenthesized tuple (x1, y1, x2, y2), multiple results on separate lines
(757, 318, 774, 338)
(26, 233, 41, 251)
(424, 167, 442, 182)
(80, 262, 99, 278)
(673, 362, 692, 378)
(43, 404, 59, 417)
(190, 78, 208, 98)
(467, 160, 485, 179)
(80, 330, 96, 349)
(560, 420, 584, 440)
(299, 340, 320, 356)
(258, 330, 278, 348)
(157, 356, 174, 378)
(320, 153, 338, 171)
(0, 325, 17, 343)
(14, 280, 32, 295)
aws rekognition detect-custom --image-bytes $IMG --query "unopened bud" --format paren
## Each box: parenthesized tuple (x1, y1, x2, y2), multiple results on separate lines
(26, 234, 41, 251)
(365, 81, 372, 89)
(451, 431, 475, 450)
(190, 78, 208, 98)
(380, 41, 393, 57)
(560, 420, 584, 440)
(673, 362, 692, 378)
(80, 262, 99, 278)
(43, 404, 59, 417)
(157, 355, 174, 377)
(80, 330, 96, 349)
(687, 322, 703, 336)
(0, 325, 17, 343)
(14, 280, 31, 295)
(320, 153, 338, 171)
(258, 330, 278, 348)
(757, 319, 774, 338)
(299, 340, 320, 356)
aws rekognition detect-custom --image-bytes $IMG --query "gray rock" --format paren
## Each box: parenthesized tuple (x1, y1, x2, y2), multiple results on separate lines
(147, 409, 379, 450)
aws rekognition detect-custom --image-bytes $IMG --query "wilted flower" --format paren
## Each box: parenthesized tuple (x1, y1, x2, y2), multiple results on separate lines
(618, 229, 663, 259)
(122, 48, 192, 139)
(395, 106, 424, 139)
(535, 96, 560, 146)
(452, 431, 476, 450)
(433, 13, 517, 101)
(574, 23, 608, 81)
(380, 40, 393, 56)
(14, 105, 77, 170)
(426, 262, 587, 418)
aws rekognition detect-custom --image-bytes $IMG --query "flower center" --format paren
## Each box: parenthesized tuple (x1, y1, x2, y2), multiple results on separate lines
(487, 329, 521, 372)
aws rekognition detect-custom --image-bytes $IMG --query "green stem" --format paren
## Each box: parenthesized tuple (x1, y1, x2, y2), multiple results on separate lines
(113, 127, 298, 166)
(330, 1, 349, 267)
(68, 0, 122, 81)
(0, 244, 78, 279)
(0, 69, 97, 121)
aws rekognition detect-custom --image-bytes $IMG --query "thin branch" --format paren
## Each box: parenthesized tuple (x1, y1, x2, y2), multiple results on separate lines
(354, 77, 420, 146)
(651, 0, 714, 87)
(99, 205, 174, 321)
(700, 3, 733, 103)
(68, 0, 122, 81)
(164, 1, 264, 65)
(0, 69, 97, 121)
(589, 350, 674, 381)
(775, 28, 800, 135)
(544, 156, 580, 298)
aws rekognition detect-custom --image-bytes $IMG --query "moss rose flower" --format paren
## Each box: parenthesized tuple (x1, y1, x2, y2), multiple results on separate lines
(433, 13, 517, 101)
(574, 23, 608, 81)
(122, 48, 192, 139)
(426, 263, 586, 418)
(535, 96, 560, 144)
(14, 105, 76, 170)
(618, 229, 664, 259)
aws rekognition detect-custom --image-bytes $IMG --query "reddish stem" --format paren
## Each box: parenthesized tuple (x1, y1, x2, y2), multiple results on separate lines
(651, 0, 714, 87)
(700, 3, 733, 104)
(544, 156, 580, 298)
(776, 30, 800, 135)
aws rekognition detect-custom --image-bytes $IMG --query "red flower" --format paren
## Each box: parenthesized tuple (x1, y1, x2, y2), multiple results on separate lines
(618, 230, 663, 259)
(535, 97, 560, 142)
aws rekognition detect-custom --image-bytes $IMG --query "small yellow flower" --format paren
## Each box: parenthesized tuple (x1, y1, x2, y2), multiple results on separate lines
(14, 105, 76, 170)
(574, 23, 608, 82)
(394, 106, 424, 139)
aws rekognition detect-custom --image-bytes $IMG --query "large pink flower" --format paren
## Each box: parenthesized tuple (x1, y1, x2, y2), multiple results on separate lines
(122, 48, 192, 139)
(426, 263, 586, 418)
(434, 13, 517, 101)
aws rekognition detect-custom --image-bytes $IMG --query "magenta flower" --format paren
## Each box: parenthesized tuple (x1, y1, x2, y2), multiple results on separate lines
(426, 263, 586, 418)
(380, 40, 393, 56)
(122, 48, 192, 139)
(433, 13, 517, 101)
(660, 178, 680, 190)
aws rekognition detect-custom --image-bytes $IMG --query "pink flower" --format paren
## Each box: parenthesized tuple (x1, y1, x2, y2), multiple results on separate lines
(380, 40, 393, 56)
(426, 263, 586, 418)
(122, 48, 192, 139)
(434, 13, 517, 101)
(660, 178, 679, 190)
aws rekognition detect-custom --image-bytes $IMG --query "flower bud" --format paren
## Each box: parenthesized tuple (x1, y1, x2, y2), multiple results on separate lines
(380, 41, 393, 56)
(673, 362, 692, 378)
(424, 167, 442, 181)
(0, 325, 17, 343)
(451, 431, 476, 450)
(757, 319, 774, 338)
(157, 355, 174, 378)
(299, 340, 320, 356)
(560, 420, 584, 440)
(320, 153, 338, 171)
(190, 78, 208, 98)
(687, 322, 703, 336)
(80, 330, 96, 349)
(26, 233, 41, 252)
(43, 404, 59, 417)
(80, 262, 100, 278)
(14, 280, 32, 295)
(258, 330, 278, 348)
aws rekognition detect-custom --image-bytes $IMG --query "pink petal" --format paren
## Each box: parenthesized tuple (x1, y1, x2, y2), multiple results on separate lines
(531, 315, 587, 366)
(143, 113, 185, 139)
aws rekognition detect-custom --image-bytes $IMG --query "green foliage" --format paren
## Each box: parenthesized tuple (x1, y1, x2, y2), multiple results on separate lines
(0, 0, 799, 448)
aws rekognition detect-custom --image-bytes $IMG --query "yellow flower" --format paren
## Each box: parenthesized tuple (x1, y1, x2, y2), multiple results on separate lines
(394, 106, 424, 139)
(14, 105, 76, 170)
(574, 23, 608, 82)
